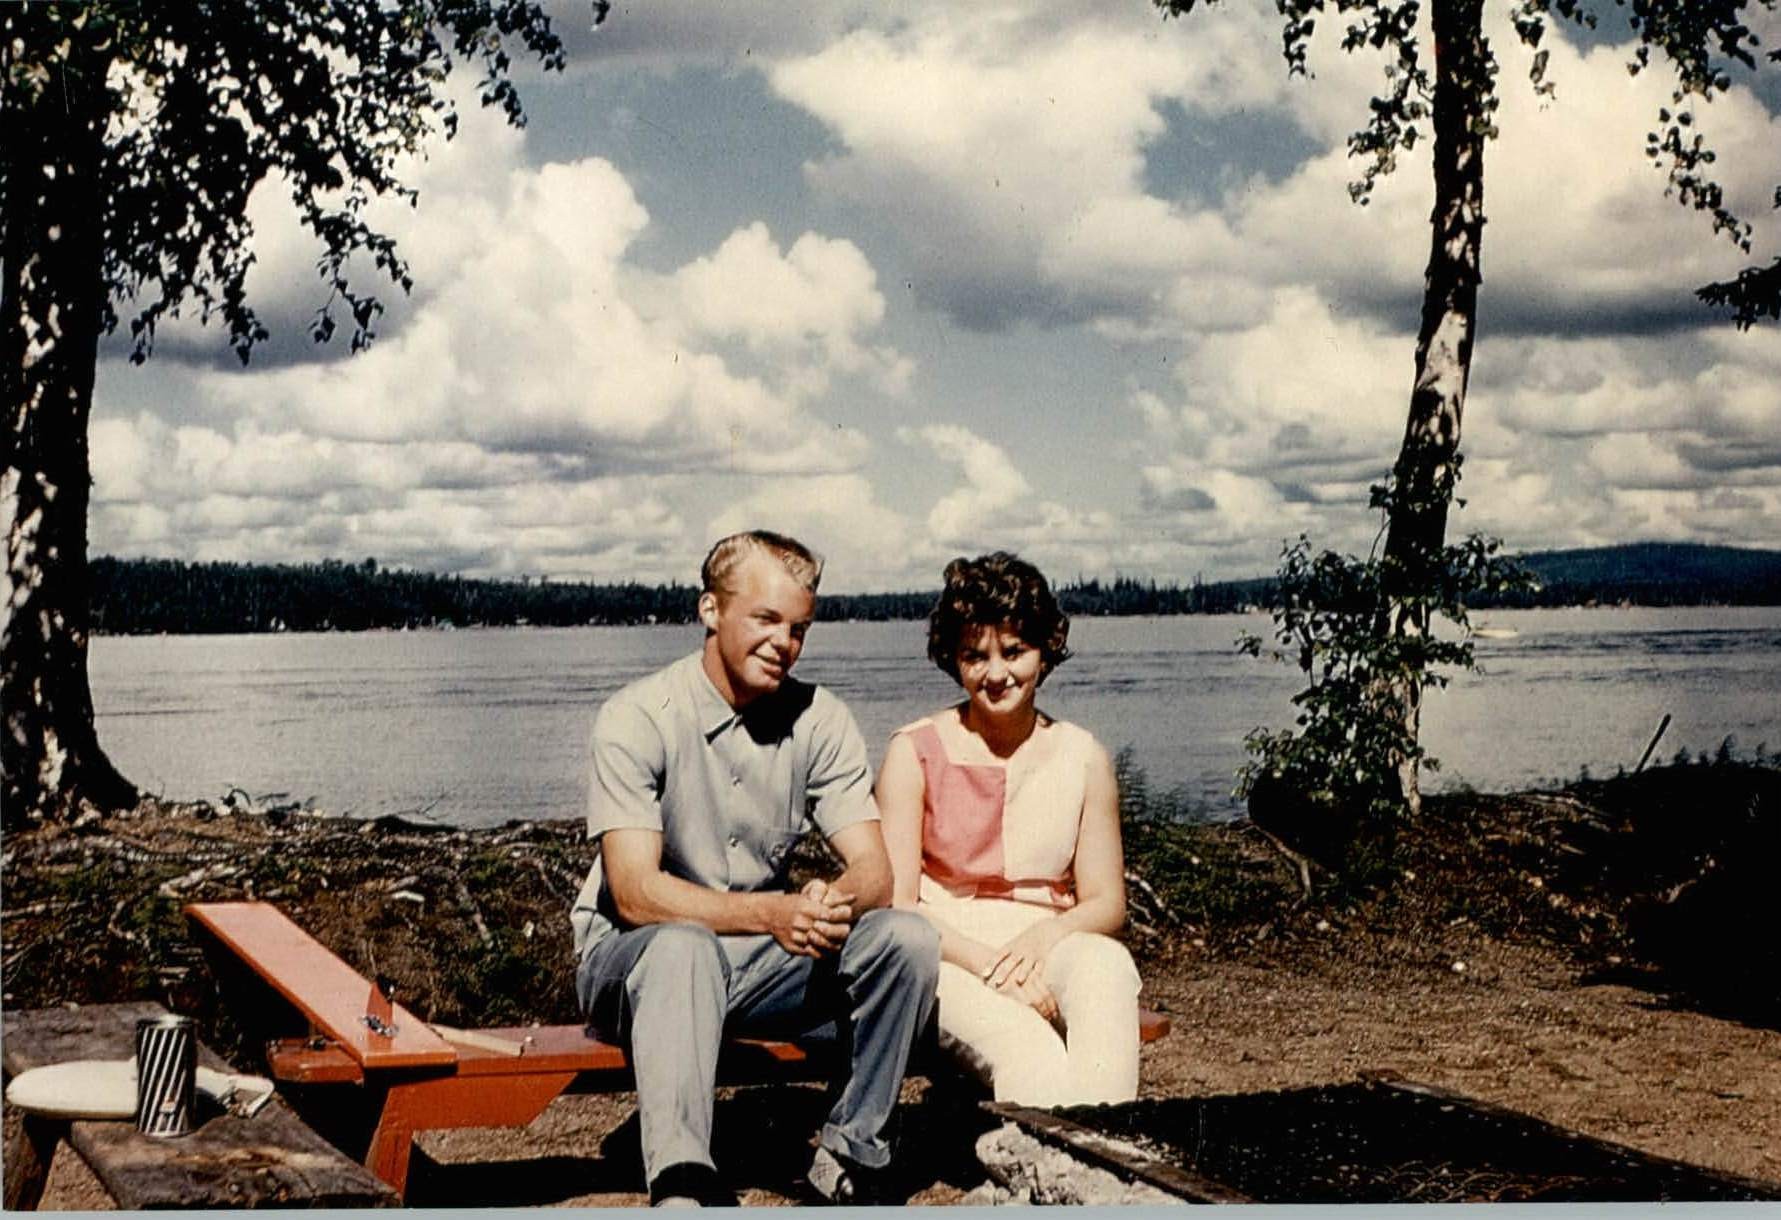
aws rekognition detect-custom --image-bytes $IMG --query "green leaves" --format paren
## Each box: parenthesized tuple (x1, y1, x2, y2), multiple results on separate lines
(1697, 255, 1781, 327)
(1237, 530, 1532, 827)
(4, 0, 601, 364)
(1154, 0, 1780, 326)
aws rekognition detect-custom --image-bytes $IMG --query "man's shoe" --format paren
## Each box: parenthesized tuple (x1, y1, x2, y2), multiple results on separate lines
(803, 1145, 897, 1206)
(649, 1162, 733, 1207)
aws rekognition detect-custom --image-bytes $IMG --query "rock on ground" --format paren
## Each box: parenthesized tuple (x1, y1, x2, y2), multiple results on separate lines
(973, 1123, 1183, 1206)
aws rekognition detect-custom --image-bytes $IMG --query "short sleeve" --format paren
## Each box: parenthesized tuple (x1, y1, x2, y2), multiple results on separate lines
(805, 690, 878, 839)
(586, 698, 667, 839)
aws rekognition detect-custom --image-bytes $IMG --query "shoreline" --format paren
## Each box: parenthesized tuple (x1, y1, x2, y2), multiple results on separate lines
(87, 598, 1781, 638)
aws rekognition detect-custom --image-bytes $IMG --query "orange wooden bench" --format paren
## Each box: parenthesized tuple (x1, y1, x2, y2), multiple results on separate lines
(186, 900, 1171, 1199)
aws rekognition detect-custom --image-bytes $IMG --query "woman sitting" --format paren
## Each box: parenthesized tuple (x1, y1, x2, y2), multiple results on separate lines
(875, 552, 1140, 1107)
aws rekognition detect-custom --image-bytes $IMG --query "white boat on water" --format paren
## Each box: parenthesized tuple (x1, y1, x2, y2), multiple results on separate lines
(1472, 625, 1520, 640)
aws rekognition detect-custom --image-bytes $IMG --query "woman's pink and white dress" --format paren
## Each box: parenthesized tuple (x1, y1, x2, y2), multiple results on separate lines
(896, 715, 1140, 1106)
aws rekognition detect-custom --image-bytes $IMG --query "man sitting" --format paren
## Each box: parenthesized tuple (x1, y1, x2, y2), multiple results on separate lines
(570, 530, 940, 1205)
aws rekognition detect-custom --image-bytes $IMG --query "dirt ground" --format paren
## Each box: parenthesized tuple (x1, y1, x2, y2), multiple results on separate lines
(15, 767, 1780, 1206)
(35, 930, 1780, 1208)
(430, 934, 1781, 1207)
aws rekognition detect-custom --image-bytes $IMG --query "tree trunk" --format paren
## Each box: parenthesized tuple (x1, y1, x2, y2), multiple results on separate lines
(1377, 0, 1491, 818)
(2, 30, 138, 827)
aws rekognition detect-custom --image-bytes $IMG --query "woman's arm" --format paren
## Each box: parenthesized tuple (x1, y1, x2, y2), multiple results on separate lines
(875, 731, 1002, 976)
(874, 733, 927, 911)
(1059, 736, 1128, 935)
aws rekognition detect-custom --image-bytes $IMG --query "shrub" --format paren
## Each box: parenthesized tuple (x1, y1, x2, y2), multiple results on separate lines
(1237, 532, 1528, 831)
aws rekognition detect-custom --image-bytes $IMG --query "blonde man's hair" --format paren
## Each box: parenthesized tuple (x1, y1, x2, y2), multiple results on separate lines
(701, 530, 823, 601)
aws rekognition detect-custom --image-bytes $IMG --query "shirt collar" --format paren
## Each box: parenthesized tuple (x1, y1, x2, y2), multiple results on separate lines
(685, 652, 742, 740)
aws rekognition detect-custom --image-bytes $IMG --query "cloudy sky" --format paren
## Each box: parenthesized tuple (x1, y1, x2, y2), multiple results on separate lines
(90, 0, 1781, 592)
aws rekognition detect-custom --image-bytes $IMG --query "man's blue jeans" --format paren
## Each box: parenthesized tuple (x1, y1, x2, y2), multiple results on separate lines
(576, 909, 940, 1186)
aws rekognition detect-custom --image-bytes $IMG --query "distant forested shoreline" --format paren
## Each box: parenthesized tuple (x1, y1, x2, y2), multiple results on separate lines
(89, 542, 1781, 635)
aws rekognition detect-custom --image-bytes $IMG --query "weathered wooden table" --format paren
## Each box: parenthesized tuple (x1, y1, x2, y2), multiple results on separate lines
(2, 1000, 398, 1209)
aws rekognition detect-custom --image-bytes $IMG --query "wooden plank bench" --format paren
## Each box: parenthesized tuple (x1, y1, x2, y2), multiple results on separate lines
(1, 1000, 398, 1209)
(186, 900, 1172, 1201)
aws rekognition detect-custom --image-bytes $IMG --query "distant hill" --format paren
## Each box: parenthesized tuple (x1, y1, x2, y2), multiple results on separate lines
(1482, 542, 1781, 608)
(1082, 542, 1781, 614)
(87, 542, 1781, 634)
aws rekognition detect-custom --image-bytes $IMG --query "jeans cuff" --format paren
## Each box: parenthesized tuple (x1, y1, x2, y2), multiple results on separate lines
(820, 1122, 891, 1170)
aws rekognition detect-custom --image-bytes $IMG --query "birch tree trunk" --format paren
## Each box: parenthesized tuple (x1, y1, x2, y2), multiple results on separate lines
(2, 34, 139, 826)
(1378, 0, 1491, 817)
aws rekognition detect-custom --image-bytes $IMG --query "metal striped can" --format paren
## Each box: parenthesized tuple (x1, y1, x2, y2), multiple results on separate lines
(133, 1015, 197, 1138)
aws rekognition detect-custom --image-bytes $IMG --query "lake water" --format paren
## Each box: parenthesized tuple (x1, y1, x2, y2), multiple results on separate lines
(90, 607, 1781, 828)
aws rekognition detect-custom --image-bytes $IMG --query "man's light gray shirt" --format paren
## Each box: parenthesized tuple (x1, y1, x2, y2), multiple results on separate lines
(570, 652, 879, 959)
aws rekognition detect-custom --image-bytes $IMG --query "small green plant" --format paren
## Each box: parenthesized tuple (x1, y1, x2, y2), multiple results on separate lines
(1114, 750, 1292, 931)
(1237, 529, 1530, 839)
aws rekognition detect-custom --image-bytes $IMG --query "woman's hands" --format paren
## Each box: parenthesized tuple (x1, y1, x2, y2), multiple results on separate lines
(975, 921, 1066, 1021)
(990, 968, 1058, 1021)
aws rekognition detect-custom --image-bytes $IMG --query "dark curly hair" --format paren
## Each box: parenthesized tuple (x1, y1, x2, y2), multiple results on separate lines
(927, 552, 1072, 684)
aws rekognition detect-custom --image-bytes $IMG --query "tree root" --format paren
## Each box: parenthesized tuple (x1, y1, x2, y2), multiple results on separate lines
(1253, 826, 1318, 898)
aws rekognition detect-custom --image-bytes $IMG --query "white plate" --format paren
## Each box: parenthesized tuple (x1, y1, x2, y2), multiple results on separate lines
(5, 1060, 272, 1120)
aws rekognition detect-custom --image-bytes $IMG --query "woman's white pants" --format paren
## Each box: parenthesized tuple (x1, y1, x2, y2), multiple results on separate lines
(923, 894, 1141, 1107)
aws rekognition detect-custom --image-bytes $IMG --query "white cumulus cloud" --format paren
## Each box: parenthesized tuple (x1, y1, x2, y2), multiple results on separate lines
(91, 93, 909, 579)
